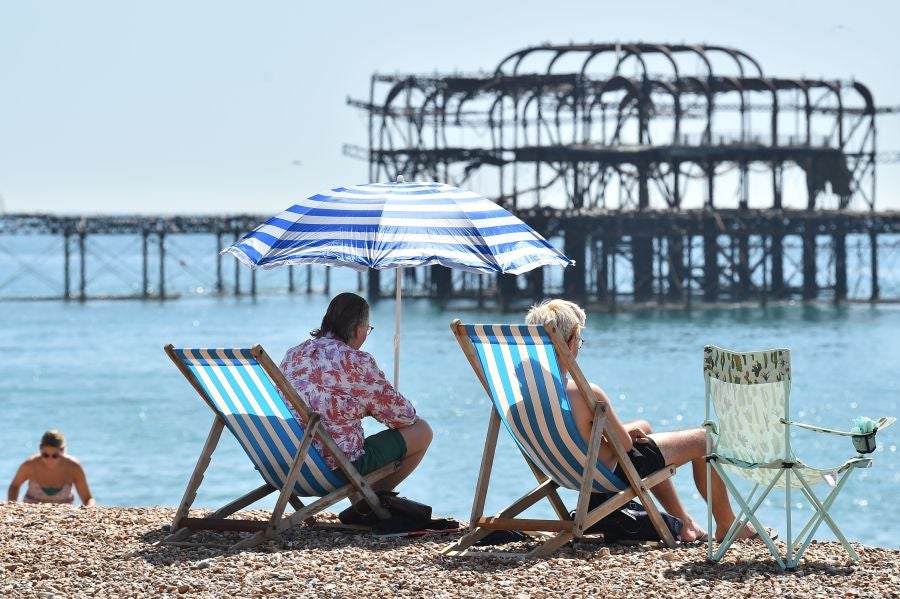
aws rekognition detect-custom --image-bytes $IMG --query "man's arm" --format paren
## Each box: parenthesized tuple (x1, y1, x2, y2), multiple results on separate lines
(569, 382, 633, 464)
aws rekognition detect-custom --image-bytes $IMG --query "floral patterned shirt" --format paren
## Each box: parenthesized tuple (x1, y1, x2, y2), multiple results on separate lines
(279, 334, 418, 470)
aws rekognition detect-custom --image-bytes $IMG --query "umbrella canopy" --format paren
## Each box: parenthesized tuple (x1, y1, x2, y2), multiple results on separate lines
(222, 180, 572, 275)
(222, 180, 573, 387)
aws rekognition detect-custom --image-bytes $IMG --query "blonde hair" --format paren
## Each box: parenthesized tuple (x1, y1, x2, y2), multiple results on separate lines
(524, 299, 586, 341)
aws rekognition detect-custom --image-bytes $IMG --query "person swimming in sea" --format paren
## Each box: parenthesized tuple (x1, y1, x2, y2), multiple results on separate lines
(7, 430, 95, 506)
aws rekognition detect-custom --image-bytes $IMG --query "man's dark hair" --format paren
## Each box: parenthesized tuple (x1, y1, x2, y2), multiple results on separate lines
(311, 292, 369, 343)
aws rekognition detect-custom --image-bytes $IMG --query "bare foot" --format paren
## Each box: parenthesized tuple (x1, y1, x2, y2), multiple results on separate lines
(678, 518, 707, 543)
(715, 524, 758, 542)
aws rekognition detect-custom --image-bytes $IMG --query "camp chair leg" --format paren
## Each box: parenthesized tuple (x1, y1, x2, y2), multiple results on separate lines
(709, 462, 784, 568)
(789, 469, 860, 566)
(165, 416, 225, 543)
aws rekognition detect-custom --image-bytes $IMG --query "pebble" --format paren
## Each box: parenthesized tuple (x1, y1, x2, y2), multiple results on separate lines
(0, 503, 896, 598)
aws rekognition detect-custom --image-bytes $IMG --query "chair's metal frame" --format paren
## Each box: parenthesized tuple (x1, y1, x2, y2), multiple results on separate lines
(703, 344, 884, 570)
(162, 343, 399, 550)
(443, 321, 677, 560)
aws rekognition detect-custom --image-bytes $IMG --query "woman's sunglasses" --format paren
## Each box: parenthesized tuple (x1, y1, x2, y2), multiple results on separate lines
(41, 451, 61, 459)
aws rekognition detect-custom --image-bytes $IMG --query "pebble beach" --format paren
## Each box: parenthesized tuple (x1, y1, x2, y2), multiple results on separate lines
(1, 503, 898, 598)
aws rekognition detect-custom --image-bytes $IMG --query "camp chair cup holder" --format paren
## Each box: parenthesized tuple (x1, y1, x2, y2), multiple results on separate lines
(852, 431, 877, 454)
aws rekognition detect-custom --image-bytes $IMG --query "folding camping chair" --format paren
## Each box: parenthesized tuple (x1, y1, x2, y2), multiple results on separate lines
(163, 344, 399, 550)
(443, 321, 678, 560)
(703, 344, 895, 570)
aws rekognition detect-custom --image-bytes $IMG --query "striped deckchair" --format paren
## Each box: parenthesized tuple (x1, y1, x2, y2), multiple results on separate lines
(444, 321, 677, 560)
(163, 344, 398, 550)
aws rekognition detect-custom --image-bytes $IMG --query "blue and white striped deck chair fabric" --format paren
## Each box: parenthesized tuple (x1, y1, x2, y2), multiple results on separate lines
(468, 324, 626, 494)
(173, 348, 344, 497)
(703, 345, 877, 570)
(444, 321, 677, 559)
(164, 344, 395, 550)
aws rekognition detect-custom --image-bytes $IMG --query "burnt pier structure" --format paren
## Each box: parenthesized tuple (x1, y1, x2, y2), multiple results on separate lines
(347, 42, 900, 305)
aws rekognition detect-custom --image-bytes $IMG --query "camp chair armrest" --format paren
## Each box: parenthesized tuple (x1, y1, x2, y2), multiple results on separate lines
(782, 416, 896, 437)
(702, 420, 718, 434)
(781, 418, 856, 437)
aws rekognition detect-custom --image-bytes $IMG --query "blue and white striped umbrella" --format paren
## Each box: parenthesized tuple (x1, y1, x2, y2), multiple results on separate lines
(222, 180, 573, 388)
(221, 180, 572, 274)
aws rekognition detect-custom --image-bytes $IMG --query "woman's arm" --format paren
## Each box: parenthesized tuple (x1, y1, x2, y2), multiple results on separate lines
(7, 463, 30, 502)
(72, 463, 95, 507)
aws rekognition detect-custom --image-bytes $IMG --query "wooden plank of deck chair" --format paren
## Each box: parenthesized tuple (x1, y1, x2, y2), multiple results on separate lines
(178, 518, 268, 532)
(231, 415, 325, 549)
(451, 321, 573, 524)
(475, 518, 573, 532)
(166, 345, 389, 549)
(165, 416, 225, 543)
(445, 322, 583, 557)
(551, 326, 678, 549)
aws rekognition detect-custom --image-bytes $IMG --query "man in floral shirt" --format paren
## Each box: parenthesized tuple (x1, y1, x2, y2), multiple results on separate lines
(280, 292, 432, 522)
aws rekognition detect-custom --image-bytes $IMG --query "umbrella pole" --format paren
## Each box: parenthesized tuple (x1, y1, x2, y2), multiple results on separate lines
(394, 267, 402, 390)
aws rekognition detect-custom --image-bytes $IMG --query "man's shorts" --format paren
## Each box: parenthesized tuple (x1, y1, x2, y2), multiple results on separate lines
(612, 437, 666, 481)
(333, 428, 407, 481)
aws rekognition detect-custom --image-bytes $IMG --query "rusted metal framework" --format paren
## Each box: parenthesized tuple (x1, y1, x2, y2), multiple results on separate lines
(349, 43, 898, 305)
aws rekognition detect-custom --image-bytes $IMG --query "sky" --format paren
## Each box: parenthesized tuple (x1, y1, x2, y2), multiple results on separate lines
(1, 0, 899, 215)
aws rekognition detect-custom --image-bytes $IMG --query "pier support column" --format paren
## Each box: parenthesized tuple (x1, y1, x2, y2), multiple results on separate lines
(633, 164, 653, 302)
(528, 267, 544, 302)
(563, 224, 586, 302)
(737, 227, 750, 301)
(63, 230, 71, 300)
(703, 214, 720, 302)
(367, 270, 380, 302)
(802, 226, 817, 301)
(834, 219, 847, 303)
(667, 234, 685, 303)
(233, 232, 241, 296)
(78, 231, 86, 301)
(771, 223, 784, 300)
(870, 230, 880, 301)
(498, 273, 517, 312)
(215, 231, 224, 294)
(159, 232, 166, 300)
(431, 265, 452, 302)
(142, 230, 150, 298)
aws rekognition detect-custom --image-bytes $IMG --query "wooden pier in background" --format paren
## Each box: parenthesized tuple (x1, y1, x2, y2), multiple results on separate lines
(1, 210, 898, 306)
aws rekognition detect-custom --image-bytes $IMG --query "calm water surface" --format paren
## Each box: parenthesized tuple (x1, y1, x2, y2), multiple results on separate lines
(2, 290, 898, 548)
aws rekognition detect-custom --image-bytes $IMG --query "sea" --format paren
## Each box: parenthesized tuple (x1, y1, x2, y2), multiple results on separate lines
(1, 243, 899, 549)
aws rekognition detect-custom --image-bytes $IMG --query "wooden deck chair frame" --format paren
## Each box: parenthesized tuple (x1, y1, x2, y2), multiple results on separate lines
(702, 344, 887, 570)
(443, 321, 677, 560)
(162, 344, 399, 550)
